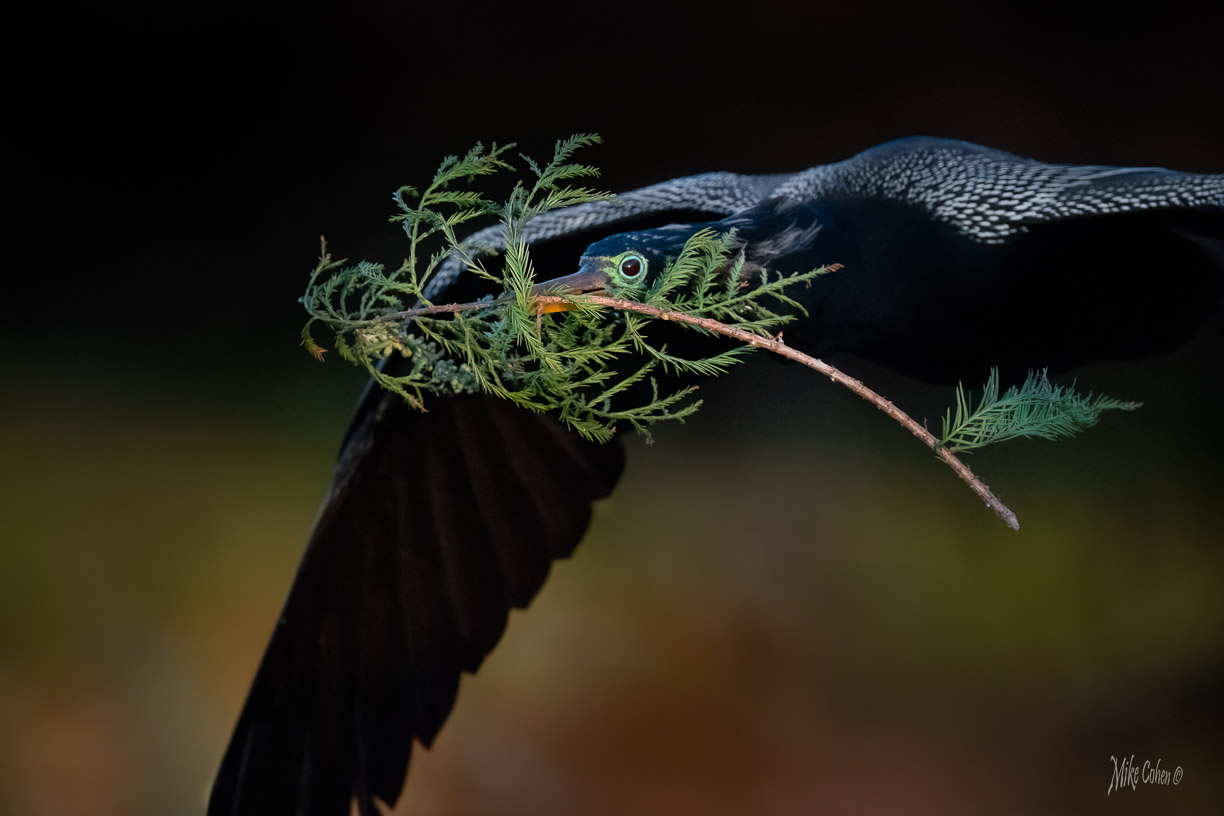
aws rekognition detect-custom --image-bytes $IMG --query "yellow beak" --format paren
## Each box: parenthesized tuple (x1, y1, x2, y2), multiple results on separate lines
(528, 263, 611, 313)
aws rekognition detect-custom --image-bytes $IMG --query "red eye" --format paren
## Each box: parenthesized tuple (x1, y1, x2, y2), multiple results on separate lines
(619, 255, 643, 278)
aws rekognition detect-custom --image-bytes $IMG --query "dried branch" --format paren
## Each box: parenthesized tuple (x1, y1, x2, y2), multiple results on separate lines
(378, 293, 1020, 530)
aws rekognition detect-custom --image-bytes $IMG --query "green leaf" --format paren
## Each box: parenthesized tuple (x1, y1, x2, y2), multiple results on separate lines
(939, 369, 1142, 453)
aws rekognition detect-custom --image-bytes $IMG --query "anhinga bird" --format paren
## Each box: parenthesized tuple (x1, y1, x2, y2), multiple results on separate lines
(209, 137, 1222, 815)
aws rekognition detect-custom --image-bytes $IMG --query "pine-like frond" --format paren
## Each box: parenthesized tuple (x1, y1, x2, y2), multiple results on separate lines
(939, 369, 1141, 453)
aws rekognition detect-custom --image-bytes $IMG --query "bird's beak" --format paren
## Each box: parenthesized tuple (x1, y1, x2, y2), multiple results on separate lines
(528, 261, 610, 313)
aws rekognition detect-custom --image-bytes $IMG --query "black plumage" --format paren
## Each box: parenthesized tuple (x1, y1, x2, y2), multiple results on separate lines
(209, 137, 1222, 815)
(542, 138, 1223, 382)
(208, 389, 623, 815)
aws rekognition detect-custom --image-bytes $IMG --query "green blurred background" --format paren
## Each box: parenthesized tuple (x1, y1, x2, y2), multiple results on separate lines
(4, 3, 1222, 814)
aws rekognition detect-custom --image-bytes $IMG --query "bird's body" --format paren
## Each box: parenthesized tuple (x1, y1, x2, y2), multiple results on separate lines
(545, 138, 1222, 381)
(210, 138, 1222, 816)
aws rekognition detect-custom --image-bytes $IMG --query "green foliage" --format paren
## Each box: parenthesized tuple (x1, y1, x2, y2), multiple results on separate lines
(301, 135, 1135, 462)
(299, 136, 827, 441)
(939, 368, 1141, 453)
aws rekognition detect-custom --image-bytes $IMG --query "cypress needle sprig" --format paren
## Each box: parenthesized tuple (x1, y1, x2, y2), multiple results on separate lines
(300, 136, 827, 438)
(939, 369, 1141, 454)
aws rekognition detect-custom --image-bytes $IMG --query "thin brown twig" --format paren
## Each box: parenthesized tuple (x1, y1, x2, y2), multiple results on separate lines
(364, 292, 1020, 530)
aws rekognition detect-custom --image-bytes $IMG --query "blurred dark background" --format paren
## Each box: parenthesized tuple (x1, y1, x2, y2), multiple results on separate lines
(3, 3, 1222, 814)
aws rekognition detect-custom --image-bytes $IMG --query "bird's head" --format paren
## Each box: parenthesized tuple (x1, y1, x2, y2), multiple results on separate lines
(529, 223, 718, 311)
(529, 200, 824, 313)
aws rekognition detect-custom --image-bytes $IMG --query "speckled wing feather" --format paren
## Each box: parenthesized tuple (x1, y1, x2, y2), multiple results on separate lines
(426, 170, 795, 297)
(762, 137, 1223, 376)
(775, 136, 1223, 243)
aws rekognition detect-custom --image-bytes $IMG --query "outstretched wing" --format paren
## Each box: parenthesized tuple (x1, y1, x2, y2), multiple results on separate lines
(777, 136, 1224, 242)
(426, 170, 795, 297)
(211, 165, 791, 816)
(208, 385, 624, 816)
(769, 137, 1223, 379)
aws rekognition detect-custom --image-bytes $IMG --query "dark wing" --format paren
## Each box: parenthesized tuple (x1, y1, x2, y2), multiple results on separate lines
(208, 385, 624, 816)
(426, 169, 795, 297)
(775, 136, 1223, 233)
(210, 166, 798, 816)
(773, 137, 1224, 380)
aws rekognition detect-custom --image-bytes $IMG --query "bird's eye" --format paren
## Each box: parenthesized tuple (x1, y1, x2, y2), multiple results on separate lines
(618, 254, 645, 279)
